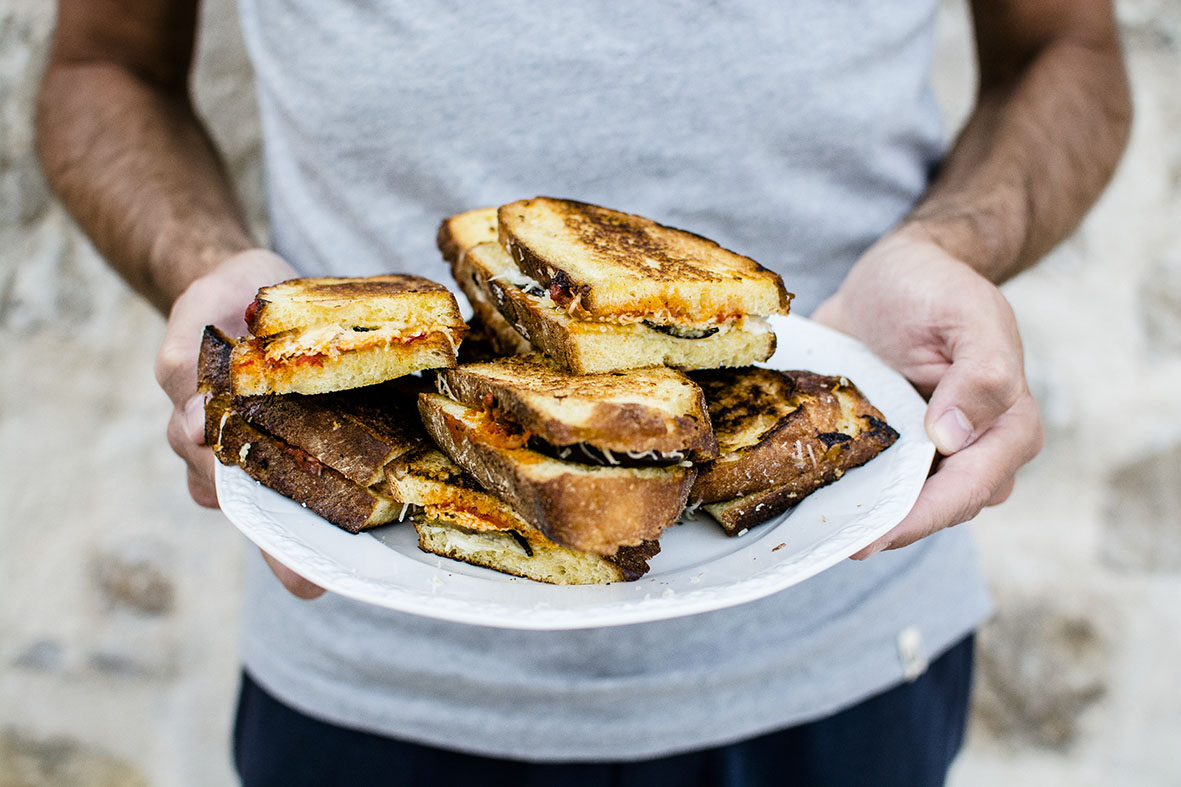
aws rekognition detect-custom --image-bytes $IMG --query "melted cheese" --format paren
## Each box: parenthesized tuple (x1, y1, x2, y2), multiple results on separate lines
(260, 323, 459, 362)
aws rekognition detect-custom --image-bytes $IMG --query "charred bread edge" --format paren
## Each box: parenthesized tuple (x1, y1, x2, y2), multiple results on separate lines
(701, 421, 900, 536)
(691, 371, 900, 504)
(232, 394, 407, 488)
(437, 366, 718, 459)
(701, 483, 804, 536)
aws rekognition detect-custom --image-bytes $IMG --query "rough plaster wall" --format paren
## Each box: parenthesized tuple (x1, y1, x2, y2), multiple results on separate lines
(0, 1, 1178, 785)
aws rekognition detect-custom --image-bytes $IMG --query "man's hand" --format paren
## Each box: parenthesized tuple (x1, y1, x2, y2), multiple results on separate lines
(812, 227, 1044, 557)
(804, 0, 1126, 557)
(153, 248, 325, 599)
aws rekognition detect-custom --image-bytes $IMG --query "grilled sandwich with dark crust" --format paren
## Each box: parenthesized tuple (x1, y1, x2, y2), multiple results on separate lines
(439, 200, 792, 373)
(498, 198, 790, 325)
(689, 367, 899, 535)
(230, 274, 467, 395)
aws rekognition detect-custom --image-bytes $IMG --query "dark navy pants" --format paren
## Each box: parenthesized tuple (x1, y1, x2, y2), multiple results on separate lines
(234, 634, 973, 787)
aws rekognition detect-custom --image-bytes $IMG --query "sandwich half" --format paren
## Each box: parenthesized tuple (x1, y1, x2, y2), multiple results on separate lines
(440, 199, 792, 373)
(689, 367, 900, 535)
(419, 362, 698, 556)
(230, 274, 467, 395)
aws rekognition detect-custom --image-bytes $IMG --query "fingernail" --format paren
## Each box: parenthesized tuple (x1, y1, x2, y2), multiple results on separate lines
(853, 540, 891, 560)
(184, 394, 207, 443)
(930, 407, 973, 455)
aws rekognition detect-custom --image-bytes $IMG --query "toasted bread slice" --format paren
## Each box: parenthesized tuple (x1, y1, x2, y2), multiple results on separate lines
(419, 392, 693, 556)
(498, 197, 791, 325)
(438, 355, 717, 460)
(438, 208, 535, 357)
(700, 483, 805, 537)
(690, 368, 899, 532)
(230, 328, 459, 396)
(232, 381, 428, 487)
(198, 325, 236, 400)
(437, 206, 499, 264)
(457, 241, 776, 373)
(414, 520, 658, 584)
(691, 368, 899, 504)
(245, 274, 465, 337)
(209, 404, 400, 532)
(389, 448, 659, 583)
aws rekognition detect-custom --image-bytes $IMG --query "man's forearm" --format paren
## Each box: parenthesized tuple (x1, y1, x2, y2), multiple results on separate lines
(36, 58, 253, 313)
(904, 2, 1132, 283)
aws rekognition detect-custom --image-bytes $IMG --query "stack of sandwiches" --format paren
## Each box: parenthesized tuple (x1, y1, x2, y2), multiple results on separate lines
(206, 198, 901, 585)
(439, 198, 791, 373)
(202, 325, 664, 583)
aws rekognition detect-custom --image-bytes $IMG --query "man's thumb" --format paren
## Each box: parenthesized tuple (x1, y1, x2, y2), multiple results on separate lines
(924, 355, 1025, 456)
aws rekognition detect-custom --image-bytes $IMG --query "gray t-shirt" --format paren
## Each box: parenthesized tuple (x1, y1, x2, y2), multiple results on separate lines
(235, 0, 991, 760)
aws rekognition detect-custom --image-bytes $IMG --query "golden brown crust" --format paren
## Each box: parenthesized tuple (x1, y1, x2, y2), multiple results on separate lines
(418, 393, 694, 556)
(437, 207, 499, 264)
(246, 274, 461, 337)
(498, 197, 791, 322)
(690, 369, 900, 505)
(438, 210, 536, 357)
(438, 356, 718, 459)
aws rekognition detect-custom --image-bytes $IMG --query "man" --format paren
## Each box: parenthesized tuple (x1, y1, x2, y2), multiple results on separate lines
(36, 1, 1130, 784)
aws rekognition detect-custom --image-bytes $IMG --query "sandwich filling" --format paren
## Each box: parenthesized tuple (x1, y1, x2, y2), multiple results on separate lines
(434, 377, 694, 468)
(244, 323, 464, 369)
(484, 243, 756, 336)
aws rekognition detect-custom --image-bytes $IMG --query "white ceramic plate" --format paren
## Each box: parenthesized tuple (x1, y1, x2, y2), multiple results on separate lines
(216, 314, 934, 630)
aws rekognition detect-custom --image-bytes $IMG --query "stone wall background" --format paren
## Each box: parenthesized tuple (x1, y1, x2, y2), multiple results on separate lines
(1, 1, 1177, 785)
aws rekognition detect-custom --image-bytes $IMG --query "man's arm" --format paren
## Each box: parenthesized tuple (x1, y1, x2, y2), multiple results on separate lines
(813, 0, 1131, 555)
(36, 0, 257, 312)
(37, 0, 320, 597)
(913, 0, 1132, 279)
